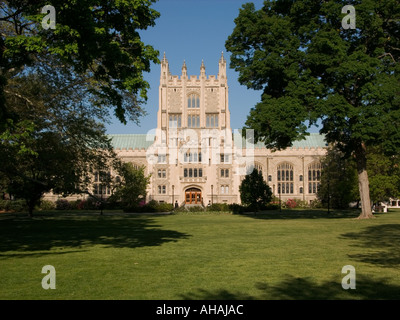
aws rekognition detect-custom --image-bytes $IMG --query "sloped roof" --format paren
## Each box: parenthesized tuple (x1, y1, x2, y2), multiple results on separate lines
(109, 134, 155, 150)
(108, 133, 327, 150)
(291, 133, 327, 148)
(233, 132, 327, 149)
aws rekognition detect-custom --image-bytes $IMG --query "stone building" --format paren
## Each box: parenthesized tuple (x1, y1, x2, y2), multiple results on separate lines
(109, 53, 327, 206)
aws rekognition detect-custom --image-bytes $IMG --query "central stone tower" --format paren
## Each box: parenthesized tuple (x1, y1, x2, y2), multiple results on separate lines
(149, 53, 237, 206)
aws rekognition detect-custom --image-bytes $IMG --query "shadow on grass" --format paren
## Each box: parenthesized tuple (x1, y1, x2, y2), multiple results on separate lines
(180, 275, 400, 300)
(0, 213, 190, 257)
(237, 209, 361, 220)
(341, 224, 400, 267)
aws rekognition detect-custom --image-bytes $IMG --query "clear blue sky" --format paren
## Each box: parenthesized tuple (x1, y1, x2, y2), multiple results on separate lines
(105, 0, 319, 135)
(106, 0, 266, 134)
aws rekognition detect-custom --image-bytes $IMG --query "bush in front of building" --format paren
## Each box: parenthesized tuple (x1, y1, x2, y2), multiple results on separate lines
(309, 199, 323, 209)
(123, 200, 174, 213)
(55, 199, 72, 210)
(155, 202, 174, 212)
(38, 200, 56, 211)
(285, 199, 297, 209)
(0, 199, 28, 212)
(263, 203, 280, 210)
(206, 203, 230, 212)
(229, 203, 246, 214)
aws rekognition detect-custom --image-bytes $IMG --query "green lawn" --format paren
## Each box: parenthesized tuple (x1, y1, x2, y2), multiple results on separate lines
(1, 209, 400, 300)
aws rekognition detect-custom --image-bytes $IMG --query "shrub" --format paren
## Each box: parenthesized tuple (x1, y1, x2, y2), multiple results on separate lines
(80, 197, 102, 210)
(0, 200, 27, 212)
(172, 205, 188, 213)
(141, 200, 158, 213)
(69, 200, 81, 210)
(188, 206, 205, 212)
(39, 200, 56, 211)
(207, 203, 229, 212)
(76, 200, 87, 210)
(286, 199, 297, 209)
(264, 203, 280, 210)
(55, 199, 72, 210)
(156, 202, 174, 212)
(229, 203, 245, 214)
(122, 200, 174, 213)
(295, 199, 310, 209)
(310, 199, 323, 209)
(104, 200, 122, 210)
(0, 200, 10, 211)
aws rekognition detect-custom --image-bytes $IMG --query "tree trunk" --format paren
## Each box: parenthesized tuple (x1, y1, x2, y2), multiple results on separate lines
(355, 143, 374, 219)
(27, 201, 34, 218)
(26, 196, 39, 218)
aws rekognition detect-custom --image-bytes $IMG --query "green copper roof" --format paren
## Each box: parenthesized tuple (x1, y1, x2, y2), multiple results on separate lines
(233, 133, 327, 149)
(109, 134, 155, 150)
(291, 133, 327, 148)
(108, 133, 327, 150)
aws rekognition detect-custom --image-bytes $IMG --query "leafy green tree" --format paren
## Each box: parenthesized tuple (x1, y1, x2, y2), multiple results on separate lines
(1, 0, 160, 125)
(0, 0, 160, 215)
(226, 0, 400, 218)
(239, 169, 272, 211)
(0, 61, 117, 216)
(318, 146, 359, 209)
(318, 145, 400, 209)
(111, 163, 150, 212)
(367, 147, 400, 204)
(0, 118, 116, 217)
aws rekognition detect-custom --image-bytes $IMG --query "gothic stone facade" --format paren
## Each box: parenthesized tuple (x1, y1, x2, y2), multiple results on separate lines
(112, 54, 327, 206)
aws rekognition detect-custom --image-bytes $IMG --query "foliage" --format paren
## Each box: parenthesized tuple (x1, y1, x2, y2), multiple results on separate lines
(0, 199, 27, 212)
(309, 199, 324, 209)
(112, 163, 150, 212)
(226, 0, 400, 218)
(55, 199, 72, 210)
(0, 120, 116, 216)
(123, 200, 174, 213)
(318, 146, 359, 209)
(239, 168, 273, 211)
(156, 202, 174, 212)
(1, 0, 160, 124)
(38, 200, 56, 211)
(285, 199, 297, 209)
(318, 145, 400, 207)
(0, 1, 160, 216)
(206, 203, 230, 212)
(367, 147, 400, 203)
(229, 203, 245, 214)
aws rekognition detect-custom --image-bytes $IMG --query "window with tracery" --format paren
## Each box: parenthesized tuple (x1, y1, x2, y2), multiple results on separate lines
(277, 162, 294, 194)
(308, 162, 321, 194)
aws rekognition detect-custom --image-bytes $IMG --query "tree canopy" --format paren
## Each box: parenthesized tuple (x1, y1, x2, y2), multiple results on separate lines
(226, 0, 400, 218)
(239, 168, 273, 211)
(0, 0, 160, 215)
(111, 163, 150, 212)
(319, 145, 400, 208)
(1, 0, 160, 125)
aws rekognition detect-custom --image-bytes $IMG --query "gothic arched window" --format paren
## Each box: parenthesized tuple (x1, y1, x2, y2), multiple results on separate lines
(308, 162, 321, 194)
(277, 162, 294, 194)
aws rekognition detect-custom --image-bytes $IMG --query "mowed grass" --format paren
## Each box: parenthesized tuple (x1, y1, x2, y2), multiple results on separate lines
(1, 209, 400, 300)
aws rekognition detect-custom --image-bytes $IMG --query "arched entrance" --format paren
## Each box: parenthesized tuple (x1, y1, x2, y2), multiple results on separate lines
(185, 187, 202, 205)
